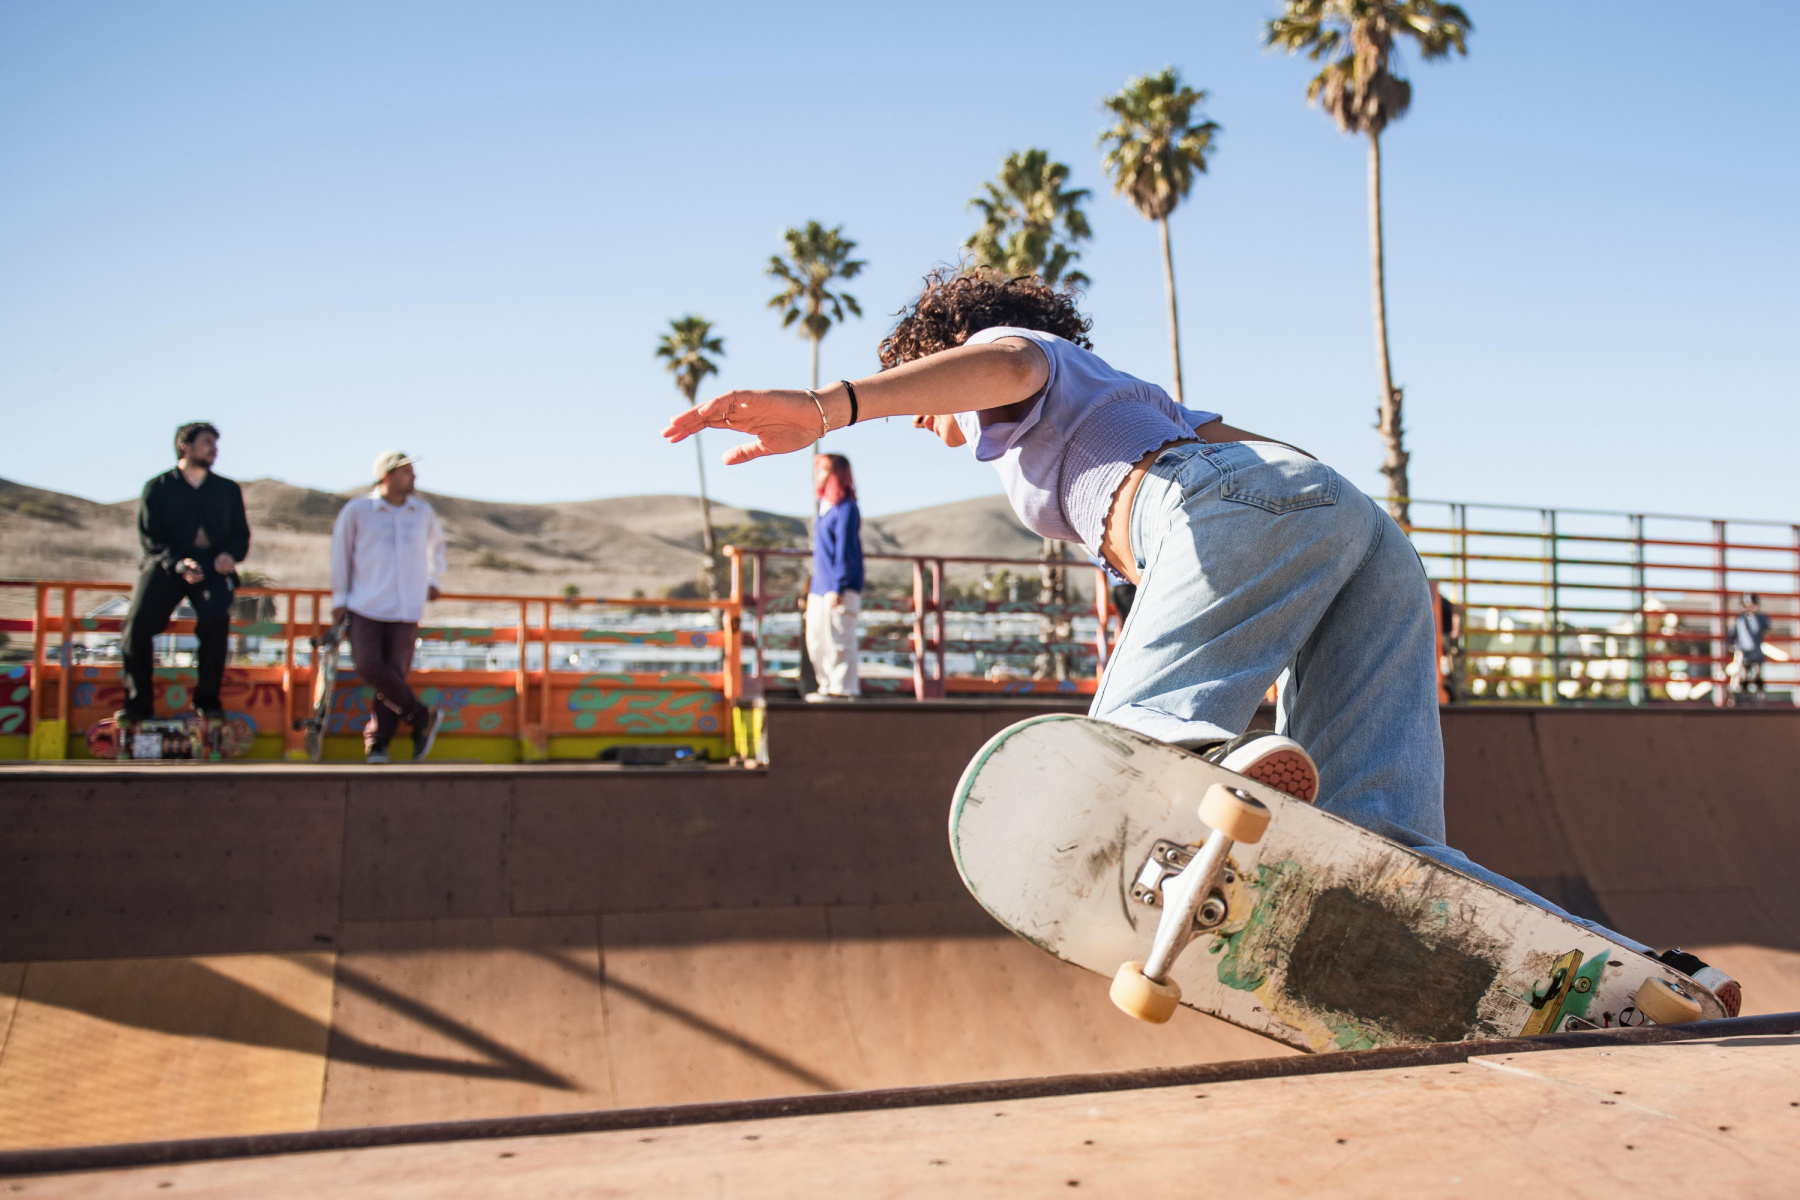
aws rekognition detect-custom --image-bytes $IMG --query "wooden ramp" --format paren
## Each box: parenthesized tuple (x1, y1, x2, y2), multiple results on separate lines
(2, 704, 1799, 1159)
(5, 1016, 1797, 1194)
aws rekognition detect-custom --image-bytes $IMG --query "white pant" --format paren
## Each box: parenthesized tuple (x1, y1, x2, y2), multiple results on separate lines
(805, 590, 860, 696)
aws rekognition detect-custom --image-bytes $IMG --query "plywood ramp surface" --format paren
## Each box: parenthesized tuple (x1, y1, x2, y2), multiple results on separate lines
(19, 1036, 1800, 1198)
(319, 916, 611, 1128)
(0, 954, 334, 1152)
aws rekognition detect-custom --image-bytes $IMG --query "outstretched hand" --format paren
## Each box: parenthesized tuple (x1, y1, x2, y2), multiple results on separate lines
(662, 389, 825, 465)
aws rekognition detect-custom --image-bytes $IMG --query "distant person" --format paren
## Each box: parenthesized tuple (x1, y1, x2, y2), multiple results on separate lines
(663, 268, 1742, 1015)
(1729, 593, 1771, 702)
(805, 453, 863, 701)
(118, 422, 250, 726)
(330, 451, 447, 763)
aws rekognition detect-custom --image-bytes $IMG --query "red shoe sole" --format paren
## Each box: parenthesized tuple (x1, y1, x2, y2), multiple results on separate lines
(1238, 749, 1319, 803)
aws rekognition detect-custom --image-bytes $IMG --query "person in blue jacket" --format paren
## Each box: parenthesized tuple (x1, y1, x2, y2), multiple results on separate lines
(807, 453, 863, 700)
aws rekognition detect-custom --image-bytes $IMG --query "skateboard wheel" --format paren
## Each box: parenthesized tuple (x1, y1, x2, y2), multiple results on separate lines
(1199, 785, 1271, 845)
(1111, 961, 1181, 1024)
(1635, 976, 1704, 1026)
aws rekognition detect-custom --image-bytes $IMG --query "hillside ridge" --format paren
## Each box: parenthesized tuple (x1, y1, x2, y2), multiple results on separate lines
(0, 476, 1053, 604)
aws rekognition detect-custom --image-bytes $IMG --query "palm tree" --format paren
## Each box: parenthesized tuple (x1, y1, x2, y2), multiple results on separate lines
(1100, 68, 1220, 406)
(1266, 0, 1472, 524)
(767, 222, 866, 400)
(655, 315, 726, 598)
(966, 149, 1093, 287)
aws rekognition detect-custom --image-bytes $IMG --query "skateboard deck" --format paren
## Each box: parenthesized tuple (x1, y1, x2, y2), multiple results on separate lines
(298, 616, 347, 762)
(951, 715, 1726, 1052)
(85, 713, 252, 761)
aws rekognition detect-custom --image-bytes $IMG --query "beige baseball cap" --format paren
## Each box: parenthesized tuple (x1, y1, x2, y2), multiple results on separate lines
(373, 451, 418, 480)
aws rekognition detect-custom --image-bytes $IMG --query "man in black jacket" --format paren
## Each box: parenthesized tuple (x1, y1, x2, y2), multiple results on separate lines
(118, 422, 252, 722)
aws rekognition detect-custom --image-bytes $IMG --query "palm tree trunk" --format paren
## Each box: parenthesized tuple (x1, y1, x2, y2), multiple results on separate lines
(1368, 131, 1410, 526)
(1159, 216, 1185, 405)
(692, 432, 718, 601)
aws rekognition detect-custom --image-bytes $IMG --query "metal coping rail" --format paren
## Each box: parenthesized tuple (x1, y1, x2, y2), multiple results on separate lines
(1, 1011, 1793, 1178)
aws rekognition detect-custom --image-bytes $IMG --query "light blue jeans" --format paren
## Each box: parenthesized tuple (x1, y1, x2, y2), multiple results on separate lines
(1090, 441, 1650, 955)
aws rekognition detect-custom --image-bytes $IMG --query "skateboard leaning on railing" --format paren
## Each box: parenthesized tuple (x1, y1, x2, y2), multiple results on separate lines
(950, 715, 1727, 1053)
(294, 614, 348, 763)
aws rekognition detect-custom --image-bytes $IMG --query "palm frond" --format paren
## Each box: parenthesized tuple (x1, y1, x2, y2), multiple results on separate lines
(1098, 67, 1220, 223)
(766, 220, 864, 345)
(964, 148, 1093, 285)
(1265, 0, 1471, 136)
(656, 315, 725, 403)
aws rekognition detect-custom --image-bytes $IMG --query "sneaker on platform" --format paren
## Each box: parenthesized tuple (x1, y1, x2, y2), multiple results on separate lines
(411, 707, 445, 763)
(1655, 948, 1742, 1018)
(1197, 730, 1320, 803)
(366, 743, 391, 765)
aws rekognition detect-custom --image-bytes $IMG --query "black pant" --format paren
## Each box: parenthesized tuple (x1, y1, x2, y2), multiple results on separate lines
(348, 612, 428, 746)
(121, 564, 234, 718)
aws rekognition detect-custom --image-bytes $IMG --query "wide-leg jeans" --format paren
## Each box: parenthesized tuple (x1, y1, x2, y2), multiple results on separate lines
(1089, 441, 1649, 954)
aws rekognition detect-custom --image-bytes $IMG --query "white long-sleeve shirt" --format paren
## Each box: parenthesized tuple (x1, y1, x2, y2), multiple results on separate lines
(330, 492, 447, 623)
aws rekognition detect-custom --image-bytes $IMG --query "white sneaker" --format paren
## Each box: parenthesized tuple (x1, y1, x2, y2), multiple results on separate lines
(366, 746, 391, 764)
(1201, 730, 1320, 803)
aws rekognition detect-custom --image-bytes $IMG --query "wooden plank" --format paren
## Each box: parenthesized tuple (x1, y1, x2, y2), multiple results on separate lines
(339, 776, 512, 923)
(319, 916, 610, 1128)
(1441, 710, 1587, 881)
(600, 908, 867, 1107)
(0, 954, 333, 1152)
(0, 777, 347, 960)
(826, 901, 1288, 1087)
(0, 962, 22, 1055)
(11, 1037, 1796, 1196)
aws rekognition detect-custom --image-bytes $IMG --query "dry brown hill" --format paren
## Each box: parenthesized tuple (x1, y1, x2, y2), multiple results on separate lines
(0, 476, 1059, 615)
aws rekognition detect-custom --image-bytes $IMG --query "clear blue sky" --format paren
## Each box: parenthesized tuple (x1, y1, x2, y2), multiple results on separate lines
(2, 1, 1795, 522)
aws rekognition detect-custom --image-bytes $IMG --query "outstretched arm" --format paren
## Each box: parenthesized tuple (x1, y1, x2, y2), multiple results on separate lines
(661, 339, 1047, 465)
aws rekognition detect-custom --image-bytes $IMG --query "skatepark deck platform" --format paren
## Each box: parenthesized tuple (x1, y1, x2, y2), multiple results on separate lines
(2, 702, 1798, 1181)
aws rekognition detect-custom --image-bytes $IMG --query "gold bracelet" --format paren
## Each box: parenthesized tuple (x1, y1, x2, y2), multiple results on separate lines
(805, 389, 829, 439)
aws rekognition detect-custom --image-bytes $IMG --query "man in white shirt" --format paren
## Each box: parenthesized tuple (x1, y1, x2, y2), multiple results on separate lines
(330, 451, 448, 763)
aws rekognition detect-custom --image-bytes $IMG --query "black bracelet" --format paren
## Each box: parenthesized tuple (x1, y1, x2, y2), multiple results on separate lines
(840, 379, 859, 426)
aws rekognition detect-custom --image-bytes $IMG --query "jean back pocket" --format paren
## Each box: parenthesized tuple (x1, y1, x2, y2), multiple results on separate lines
(1215, 447, 1341, 514)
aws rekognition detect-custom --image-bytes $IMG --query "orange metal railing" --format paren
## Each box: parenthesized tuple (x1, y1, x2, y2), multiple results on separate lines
(4, 495, 1793, 762)
(0, 578, 747, 761)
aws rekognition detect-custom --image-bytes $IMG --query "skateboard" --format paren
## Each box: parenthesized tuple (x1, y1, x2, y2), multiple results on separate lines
(950, 715, 1727, 1053)
(296, 614, 347, 763)
(85, 713, 252, 761)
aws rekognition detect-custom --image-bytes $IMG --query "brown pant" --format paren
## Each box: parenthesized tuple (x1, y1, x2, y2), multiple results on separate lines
(348, 613, 428, 747)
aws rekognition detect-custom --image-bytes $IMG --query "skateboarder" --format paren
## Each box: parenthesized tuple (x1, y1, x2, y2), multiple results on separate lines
(806, 453, 863, 701)
(329, 451, 447, 763)
(118, 422, 250, 726)
(664, 269, 1740, 1012)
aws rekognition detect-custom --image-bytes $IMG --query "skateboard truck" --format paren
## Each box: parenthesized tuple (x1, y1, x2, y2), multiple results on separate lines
(1111, 784, 1272, 1024)
(1129, 840, 1236, 931)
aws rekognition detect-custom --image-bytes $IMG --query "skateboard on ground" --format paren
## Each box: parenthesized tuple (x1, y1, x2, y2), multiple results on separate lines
(85, 713, 252, 761)
(296, 614, 348, 763)
(950, 715, 1728, 1053)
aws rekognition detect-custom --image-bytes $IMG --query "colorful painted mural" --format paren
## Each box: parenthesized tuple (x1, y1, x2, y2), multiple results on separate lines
(1, 665, 30, 735)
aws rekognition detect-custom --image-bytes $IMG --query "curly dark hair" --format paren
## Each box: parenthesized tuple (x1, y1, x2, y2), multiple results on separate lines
(878, 268, 1092, 369)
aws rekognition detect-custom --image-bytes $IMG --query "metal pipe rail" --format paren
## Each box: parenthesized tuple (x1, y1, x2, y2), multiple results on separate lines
(0, 578, 746, 761)
(1406, 499, 1798, 706)
(722, 546, 1115, 700)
